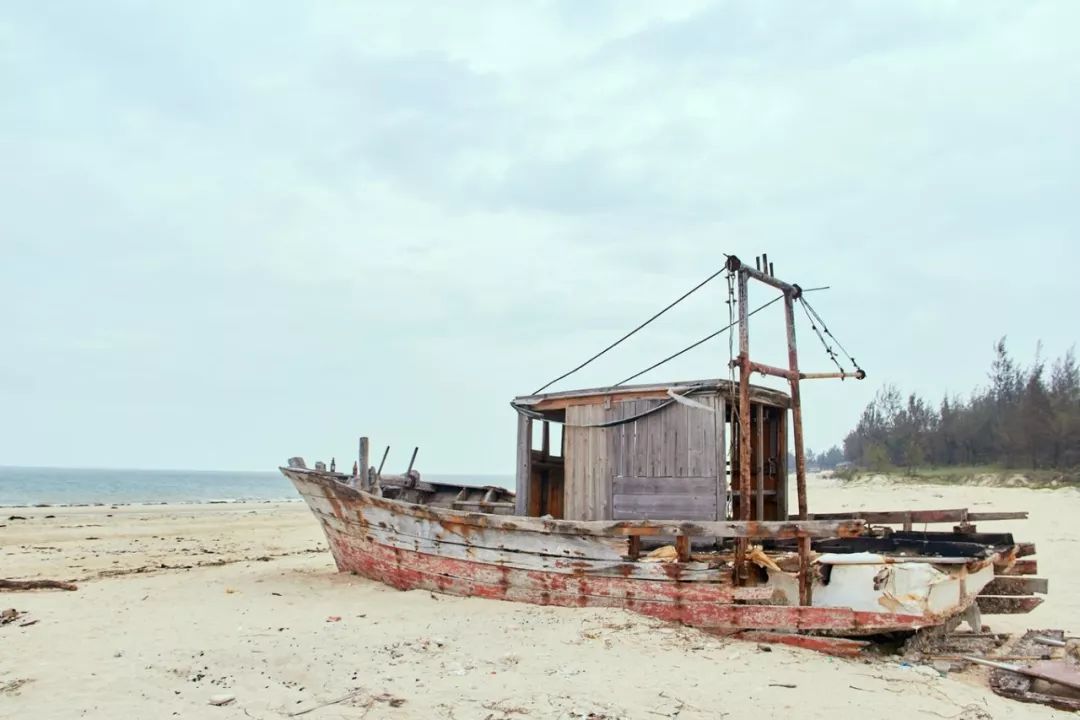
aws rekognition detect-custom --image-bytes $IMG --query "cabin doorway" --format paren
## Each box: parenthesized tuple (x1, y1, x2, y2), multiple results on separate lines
(527, 421, 565, 518)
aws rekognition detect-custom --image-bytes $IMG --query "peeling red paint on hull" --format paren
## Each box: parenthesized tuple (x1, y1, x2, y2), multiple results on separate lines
(324, 523, 929, 632)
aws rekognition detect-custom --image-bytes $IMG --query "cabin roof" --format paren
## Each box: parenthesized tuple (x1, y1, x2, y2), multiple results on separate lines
(514, 378, 791, 413)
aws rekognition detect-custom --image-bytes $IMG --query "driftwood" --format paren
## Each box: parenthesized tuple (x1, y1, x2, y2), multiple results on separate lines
(0, 579, 78, 592)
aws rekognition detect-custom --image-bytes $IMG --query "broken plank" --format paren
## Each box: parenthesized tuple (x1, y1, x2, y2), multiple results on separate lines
(999, 559, 1038, 576)
(976, 596, 1044, 614)
(734, 631, 869, 658)
(982, 577, 1048, 596)
(0, 579, 78, 591)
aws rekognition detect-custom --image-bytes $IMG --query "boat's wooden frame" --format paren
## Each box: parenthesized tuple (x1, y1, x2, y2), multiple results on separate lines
(281, 466, 1042, 636)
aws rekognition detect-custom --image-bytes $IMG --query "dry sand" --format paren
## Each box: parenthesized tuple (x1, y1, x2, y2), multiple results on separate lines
(1, 476, 1077, 719)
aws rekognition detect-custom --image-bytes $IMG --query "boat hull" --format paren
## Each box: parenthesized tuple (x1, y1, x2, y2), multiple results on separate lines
(281, 468, 993, 635)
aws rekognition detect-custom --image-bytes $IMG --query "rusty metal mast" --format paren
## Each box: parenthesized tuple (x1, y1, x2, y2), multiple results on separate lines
(725, 254, 864, 605)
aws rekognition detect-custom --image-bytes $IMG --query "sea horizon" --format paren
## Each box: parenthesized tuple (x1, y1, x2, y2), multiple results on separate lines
(0, 465, 514, 507)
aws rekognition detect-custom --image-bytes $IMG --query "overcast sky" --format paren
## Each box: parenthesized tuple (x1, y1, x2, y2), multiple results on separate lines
(3, 1, 1078, 473)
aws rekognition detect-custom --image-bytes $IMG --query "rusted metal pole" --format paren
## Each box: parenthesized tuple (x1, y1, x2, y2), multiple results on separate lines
(783, 292, 812, 606)
(376, 446, 390, 479)
(740, 263, 799, 296)
(736, 267, 752, 580)
(799, 370, 866, 380)
(406, 446, 419, 477)
(748, 362, 865, 382)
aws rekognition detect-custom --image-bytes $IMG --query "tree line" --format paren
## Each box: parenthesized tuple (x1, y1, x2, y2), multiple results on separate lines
(837, 338, 1079, 471)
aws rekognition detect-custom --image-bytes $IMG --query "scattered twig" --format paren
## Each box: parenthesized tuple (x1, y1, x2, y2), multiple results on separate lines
(768, 683, 797, 689)
(287, 689, 366, 717)
(481, 699, 529, 715)
(0, 579, 77, 592)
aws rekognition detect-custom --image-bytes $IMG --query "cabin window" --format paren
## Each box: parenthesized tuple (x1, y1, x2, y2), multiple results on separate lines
(527, 420, 565, 518)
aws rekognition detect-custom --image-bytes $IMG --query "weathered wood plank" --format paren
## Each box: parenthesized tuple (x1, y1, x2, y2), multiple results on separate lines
(306, 493, 631, 560)
(613, 477, 718, 495)
(1000, 559, 1038, 576)
(515, 414, 531, 516)
(516, 380, 791, 412)
(322, 526, 929, 633)
(674, 399, 689, 477)
(977, 596, 1044, 614)
(805, 509, 1028, 524)
(755, 404, 764, 521)
(286, 469, 864, 539)
(716, 395, 726, 521)
(982, 577, 1048, 596)
(614, 506, 717, 521)
(330, 520, 730, 582)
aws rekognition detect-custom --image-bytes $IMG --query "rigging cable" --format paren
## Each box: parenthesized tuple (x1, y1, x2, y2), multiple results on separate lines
(798, 295, 845, 373)
(798, 295, 863, 376)
(613, 286, 830, 387)
(531, 262, 729, 395)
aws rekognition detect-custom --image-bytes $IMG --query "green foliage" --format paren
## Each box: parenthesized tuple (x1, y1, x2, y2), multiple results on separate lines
(843, 339, 1080, 471)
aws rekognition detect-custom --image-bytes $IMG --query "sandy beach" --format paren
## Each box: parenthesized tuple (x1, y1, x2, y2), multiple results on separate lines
(2, 477, 1078, 719)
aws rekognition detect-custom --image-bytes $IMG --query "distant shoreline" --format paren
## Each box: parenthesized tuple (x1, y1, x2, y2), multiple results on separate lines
(0, 497, 305, 510)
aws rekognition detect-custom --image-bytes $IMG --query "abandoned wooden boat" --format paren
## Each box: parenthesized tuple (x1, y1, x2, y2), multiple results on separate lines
(281, 255, 1046, 644)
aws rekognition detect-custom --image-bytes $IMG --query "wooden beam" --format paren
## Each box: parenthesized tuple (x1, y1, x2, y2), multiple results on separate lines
(1000, 559, 1038, 576)
(290, 467, 864, 539)
(517, 380, 792, 412)
(675, 535, 691, 562)
(733, 631, 869, 658)
(755, 405, 764, 521)
(515, 414, 531, 516)
(976, 596, 1044, 614)
(804, 509, 1028, 524)
(982, 577, 1048, 596)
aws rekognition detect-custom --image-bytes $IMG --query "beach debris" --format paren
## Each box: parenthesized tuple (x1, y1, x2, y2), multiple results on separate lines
(0, 678, 33, 695)
(768, 683, 797, 689)
(326, 616, 342, 622)
(984, 629, 1080, 711)
(7, 516, 27, 521)
(735, 630, 869, 658)
(748, 545, 782, 572)
(0, 579, 78, 592)
(208, 693, 235, 706)
(641, 545, 678, 563)
(1, 608, 20, 624)
(286, 688, 406, 717)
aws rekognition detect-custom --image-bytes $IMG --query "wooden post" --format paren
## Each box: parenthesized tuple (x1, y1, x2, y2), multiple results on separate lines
(736, 268, 752, 581)
(515, 413, 532, 516)
(755, 404, 765, 521)
(358, 437, 370, 490)
(675, 535, 691, 563)
(783, 293, 812, 606)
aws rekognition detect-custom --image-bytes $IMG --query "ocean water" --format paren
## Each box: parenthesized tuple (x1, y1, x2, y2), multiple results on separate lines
(0, 466, 514, 507)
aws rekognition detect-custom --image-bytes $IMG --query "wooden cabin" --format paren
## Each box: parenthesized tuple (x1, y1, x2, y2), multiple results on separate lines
(512, 379, 791, 522)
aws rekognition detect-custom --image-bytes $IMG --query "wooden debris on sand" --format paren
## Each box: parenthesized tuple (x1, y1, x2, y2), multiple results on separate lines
(984, 629, 1080, 711)
(0, 579, 78, 592)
